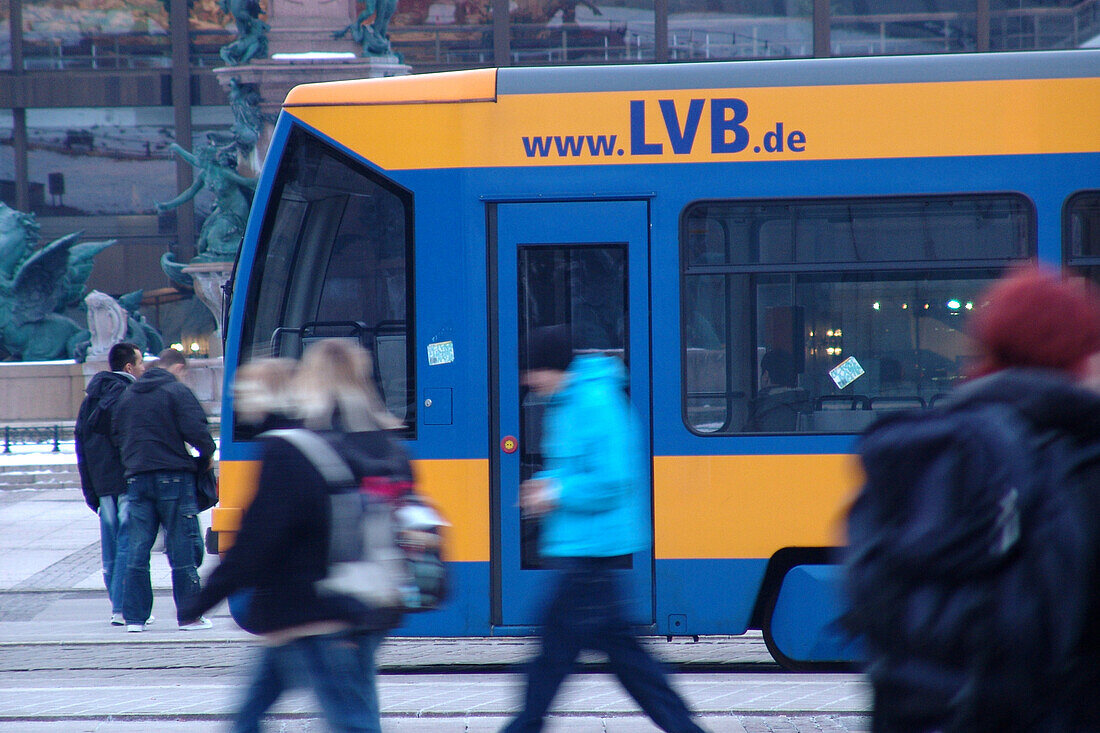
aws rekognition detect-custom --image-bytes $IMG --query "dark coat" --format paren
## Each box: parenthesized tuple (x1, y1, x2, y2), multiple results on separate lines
(946, 370, 1100, 732)
(112, 367, 216, 477)
(182, 428, 411, 635)
(743, 386, 810, 432)
(867, 369, 1100, 732)
(74, 370, 133, 510)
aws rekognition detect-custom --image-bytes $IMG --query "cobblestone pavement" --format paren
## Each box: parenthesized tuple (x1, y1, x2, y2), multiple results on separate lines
(0, 484, 871, 731)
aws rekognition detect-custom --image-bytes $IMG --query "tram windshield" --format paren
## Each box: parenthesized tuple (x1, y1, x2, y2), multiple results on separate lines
(237, 126, 415, 437)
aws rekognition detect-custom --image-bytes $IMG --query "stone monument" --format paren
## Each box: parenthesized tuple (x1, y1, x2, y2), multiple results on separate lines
(213, 0, 411, 166)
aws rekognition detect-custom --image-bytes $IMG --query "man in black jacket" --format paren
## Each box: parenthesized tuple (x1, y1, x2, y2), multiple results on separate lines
(75, 342, 144, 626)
(113, 348, 216, 632)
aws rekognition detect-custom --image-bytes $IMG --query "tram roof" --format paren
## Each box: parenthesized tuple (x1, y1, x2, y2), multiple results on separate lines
(283, 48, 1098, 108)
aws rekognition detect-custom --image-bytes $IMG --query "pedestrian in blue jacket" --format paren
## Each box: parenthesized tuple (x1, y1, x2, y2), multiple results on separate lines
(503, 325, 705, 733)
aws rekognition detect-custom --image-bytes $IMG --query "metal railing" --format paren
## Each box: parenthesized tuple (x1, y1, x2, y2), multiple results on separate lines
(2, 425, 72, 454)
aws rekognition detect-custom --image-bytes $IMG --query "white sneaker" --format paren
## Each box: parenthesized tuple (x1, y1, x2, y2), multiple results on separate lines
(126, 624, 144, 633)
(145, 614, 155, 625)
(178, 616, 212, 631)
(110, 613, 124, 626)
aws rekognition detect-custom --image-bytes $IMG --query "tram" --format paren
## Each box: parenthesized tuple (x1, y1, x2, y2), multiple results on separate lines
(210, 48, 1100, 668)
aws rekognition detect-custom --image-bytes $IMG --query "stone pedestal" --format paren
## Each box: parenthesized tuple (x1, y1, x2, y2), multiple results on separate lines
(213, 54, 411, 165)
(181, 260, 233, 360)
(180, 356, 225, 418)
(0, 361, 88, 422)
(266, 0, 360, 56)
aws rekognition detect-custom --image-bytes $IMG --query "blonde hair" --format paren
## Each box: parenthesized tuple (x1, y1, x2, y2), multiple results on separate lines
(293, 339, 403, 431)
(233, 358, 299, 426)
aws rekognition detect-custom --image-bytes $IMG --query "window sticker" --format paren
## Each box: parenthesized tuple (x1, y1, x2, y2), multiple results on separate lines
(829, 356, 865, 390)
(427, 341, 455, 366)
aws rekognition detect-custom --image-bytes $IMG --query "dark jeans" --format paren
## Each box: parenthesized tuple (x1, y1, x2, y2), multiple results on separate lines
(98, 494, 129, 614)
(233, 630, 384, 733)
(502, 557, 705, 733)
(123, 471, 202, 625)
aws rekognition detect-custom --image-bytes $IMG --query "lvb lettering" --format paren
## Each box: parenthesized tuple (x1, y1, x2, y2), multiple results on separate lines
(629, 98, 807, 156)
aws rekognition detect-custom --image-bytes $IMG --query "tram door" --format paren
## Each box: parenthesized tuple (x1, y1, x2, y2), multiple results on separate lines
(493, 200, 653, 627)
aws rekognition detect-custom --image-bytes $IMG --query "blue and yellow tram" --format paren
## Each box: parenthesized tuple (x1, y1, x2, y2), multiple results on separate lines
(212, 48, 1100, 668)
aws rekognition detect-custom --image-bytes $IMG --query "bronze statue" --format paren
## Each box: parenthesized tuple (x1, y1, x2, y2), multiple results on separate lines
(219, 0, 269, 66)
(207, 78, 268, 162)
(157, 139, 257, 287)
(334, 0, 399, 58)
(0, 202, 41, 283)
(0, 202, 116, 361)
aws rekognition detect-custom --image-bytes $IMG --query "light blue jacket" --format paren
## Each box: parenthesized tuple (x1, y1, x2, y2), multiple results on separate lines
(536, 354, 650, 558)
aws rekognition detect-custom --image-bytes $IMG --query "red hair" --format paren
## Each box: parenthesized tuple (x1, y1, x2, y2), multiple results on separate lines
(969, 264, 1100, 378)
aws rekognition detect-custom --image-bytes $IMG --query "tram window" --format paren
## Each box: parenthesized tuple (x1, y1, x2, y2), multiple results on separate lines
(238, 126, 415, 438)
(685, 197, 1029, 267)
(681, 194, 1034, 434)
(1065, 191, 1100, 284)
(517, 245, 628, 568)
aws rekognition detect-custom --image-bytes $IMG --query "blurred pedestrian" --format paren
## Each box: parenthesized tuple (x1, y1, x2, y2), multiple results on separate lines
(847, 265, 1100, 732)
(113, 347, 216, 632)
(75, 341, 144, 626)
(743, 349, 808, 432)
(181, 343, 408, 733)
(503, 325, 706, 733)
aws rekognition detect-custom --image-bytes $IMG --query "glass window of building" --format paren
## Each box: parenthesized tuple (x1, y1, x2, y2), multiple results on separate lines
(989, 0, 1091, 51)
(1, 6, 11, 70)
(830, 0, 979, 56)
(508, 0, 657, 65)
(389, 0, 494, 71)
(681, 194, 1034, 434)
(0, 107, 178, 217)
(667, 0, 811, 61)
(19, 0, 170, 71)
(241, 126, 415, 435)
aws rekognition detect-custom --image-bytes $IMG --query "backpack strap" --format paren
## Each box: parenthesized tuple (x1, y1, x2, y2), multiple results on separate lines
(262, 428, 355, 487)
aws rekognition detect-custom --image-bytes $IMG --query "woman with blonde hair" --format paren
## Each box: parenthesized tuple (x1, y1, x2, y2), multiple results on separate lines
(232, 357, 299, 434)
(182, 342, 410, 732)
(294, 338, 403, 432)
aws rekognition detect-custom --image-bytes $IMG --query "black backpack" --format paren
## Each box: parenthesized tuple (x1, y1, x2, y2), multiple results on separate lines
(846, 399, 1094, 731)
(267, 428, 449, 614)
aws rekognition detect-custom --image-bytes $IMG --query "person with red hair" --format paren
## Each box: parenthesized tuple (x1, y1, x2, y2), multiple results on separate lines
(848, 264, 1100, 732)
(968, 264, 1100, 379)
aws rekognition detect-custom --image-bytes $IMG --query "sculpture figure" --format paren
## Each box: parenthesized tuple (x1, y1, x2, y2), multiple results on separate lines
(84, 290, 129, 360)
(207, 78, 269, 170)
(0, 202, 41, 282)
(118, 290, 166, 355)
(225, 77, 265, 156)
(0, 202, 117, 360)
(334, 0, 399, 58)
(156, 139, 257, 288)
(84, 290, 165, 361)
(0, 229, 116, 361)
(219, 0, 269, 66)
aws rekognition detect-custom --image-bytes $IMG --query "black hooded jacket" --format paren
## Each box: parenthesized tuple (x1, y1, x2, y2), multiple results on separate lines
(75, 370, 133, 510)
(182, 428, 412, 634)
(873, 368, 1100, 731)
(112, 367, 216, 477)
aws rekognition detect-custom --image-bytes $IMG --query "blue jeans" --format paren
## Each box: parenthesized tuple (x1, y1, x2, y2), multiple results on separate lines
(233, 631, 384, 733)
(502, 557, 704, 733)
(123, 471, 202, 626)
(98, 494, 129, 615)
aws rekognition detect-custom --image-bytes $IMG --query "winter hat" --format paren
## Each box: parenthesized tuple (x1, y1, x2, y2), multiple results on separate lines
(527, 325, 573, 372)
(969, 264, 1100, 378)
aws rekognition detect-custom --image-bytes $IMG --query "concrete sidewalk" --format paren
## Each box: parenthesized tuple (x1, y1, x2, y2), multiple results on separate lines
(0, 484, 871, 731)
